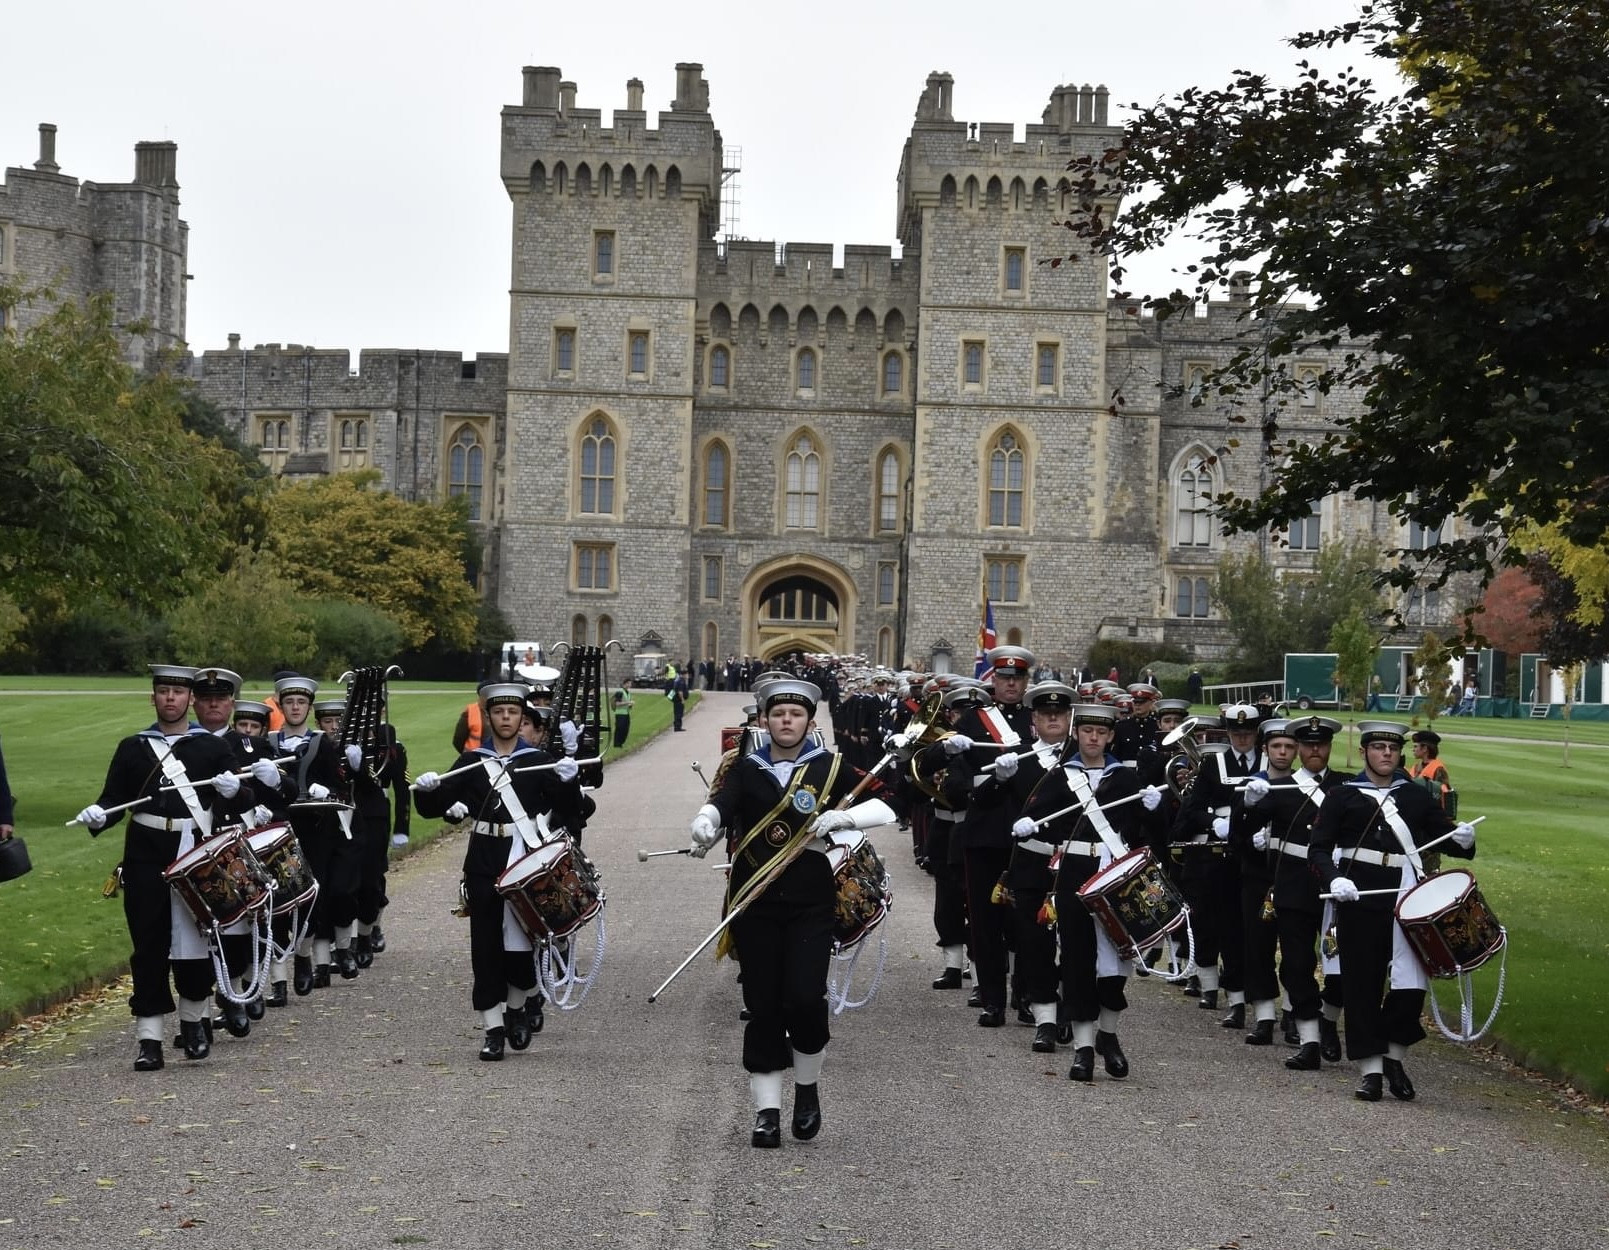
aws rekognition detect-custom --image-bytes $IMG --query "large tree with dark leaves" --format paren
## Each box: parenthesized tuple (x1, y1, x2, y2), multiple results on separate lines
(1059, 0, 1609, 594)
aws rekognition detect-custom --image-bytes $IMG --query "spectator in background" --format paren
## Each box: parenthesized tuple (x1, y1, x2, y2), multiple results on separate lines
(0, 726, 14, 842)
(671, 669, 689, 731)
(1187, 667, 1204, 704)
(1365, 674, 1384, 712)
(611, 684, 634, 750)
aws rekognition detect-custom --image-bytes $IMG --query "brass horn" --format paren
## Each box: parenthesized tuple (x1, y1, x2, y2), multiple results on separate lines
(1162, 715, 1203, 799)
(905, 691, 958, 799)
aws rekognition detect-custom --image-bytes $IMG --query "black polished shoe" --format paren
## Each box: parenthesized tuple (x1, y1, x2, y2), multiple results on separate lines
(1016, 1005, 1036, 1026)
(1285, 1042, 1322, 1070)
(751, 1108, 781, 1148)
(1197, 989, 1219, 1010)
(266, 980, 289, 1009)
(966, 989, 985, 1009)
(1244, 1019, 1275, 1046)
(134, 1040, 164, 1072)
(334, 947, 360, 979)
(1031, 1023, 1058, 1053)
(1383, 1058, 1416, 1101)
(1068, 1047, 1096, 1082)
(312, 964, 332, 989)
(1182, 976, 1200, 997)
(977, 1008, 1005, 1028)
(1096, 1031, 1129, 1078)
(507, 1005, 533, 1051)
(479, 1026, 506, 1061)
(792, 1084, 821, 1141)
(218, 997, 251, 1039)
(293, 955, 314, 996)
(179, 1019, 210, 1061)
(738, 1007, 752, 1021)
(1281, 1009, 1300, 1046)
(1319, 1017, 1343, 1063)
(529, 996, 545, 1035)
(1220, 1002, 1246, 1030)
(931, 967, 964, 990)
(353, 934, 374, 969)
(369, 924, 386, 954)
(1354, 1072, 1384, 1102)
(245, 994, 266, 1021)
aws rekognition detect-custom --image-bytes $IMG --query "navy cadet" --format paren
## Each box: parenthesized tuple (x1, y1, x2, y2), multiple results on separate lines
(1308, 720, 1475, 1101)
(1229, 717, 1298, 1044)
(73, 665, 260, 1070)
(413, 683, 582, 1061)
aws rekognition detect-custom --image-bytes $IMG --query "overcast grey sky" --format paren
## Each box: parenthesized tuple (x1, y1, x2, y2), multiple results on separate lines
(4, 0, 1365, 358)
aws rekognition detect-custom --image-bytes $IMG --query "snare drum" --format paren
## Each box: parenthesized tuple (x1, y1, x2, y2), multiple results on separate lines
(825, 832, 891, 950)
(496, 840, 603, 941)
(164, 829, 273, 930)
(1395, 868, 1505, 978)
(1077, 847, 1188, 959)
(246, 822, 319, 914)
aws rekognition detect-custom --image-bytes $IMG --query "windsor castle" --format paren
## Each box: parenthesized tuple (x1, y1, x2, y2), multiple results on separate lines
(0, 66, 1451, 673)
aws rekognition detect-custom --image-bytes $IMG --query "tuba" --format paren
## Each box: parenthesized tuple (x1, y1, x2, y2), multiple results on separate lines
(1162, 716, 1204, 800)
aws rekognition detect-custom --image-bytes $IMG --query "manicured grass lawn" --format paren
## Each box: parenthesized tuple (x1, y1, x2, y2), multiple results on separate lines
(0, 678, 691, 1030)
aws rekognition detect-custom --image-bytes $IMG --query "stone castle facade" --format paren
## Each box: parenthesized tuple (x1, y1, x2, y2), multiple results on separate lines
(1, 70, 1453, 673)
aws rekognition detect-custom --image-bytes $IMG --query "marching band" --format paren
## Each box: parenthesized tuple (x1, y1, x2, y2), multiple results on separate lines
(58, 647, 1497, 1141)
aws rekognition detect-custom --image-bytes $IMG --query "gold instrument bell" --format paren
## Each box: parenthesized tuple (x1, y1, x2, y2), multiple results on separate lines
(903, 691, 957, 799)
(1161, 715, 1204, 799)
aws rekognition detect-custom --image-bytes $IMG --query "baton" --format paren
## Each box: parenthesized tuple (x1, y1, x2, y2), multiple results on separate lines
(65, 795, 152, 826)
(512, 756, 601, 775)
(157, 754, 298, 794)
(637, 846, 692, 862)
(1028, 788, 1146, 832)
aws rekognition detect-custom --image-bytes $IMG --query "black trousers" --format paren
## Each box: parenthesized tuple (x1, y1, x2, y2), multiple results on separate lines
(1054, 875, 1128, 1022)
(962, 845, 1012, 1011)
(1011, 891, 1059, 1005)
(1334, 905, 1427, 1059)
(302, 815, 360, 940)
(464, 834, 538, 1013)
(122, 829, 214, 1016)
(612, 716, 630, 749)
(1276, 906, 1324, 1020)
(1240, 873, 1279, 1003)
(732, 893, 833, 1072)
(353, 806, 390, 926)
(927, 818, 968, 949)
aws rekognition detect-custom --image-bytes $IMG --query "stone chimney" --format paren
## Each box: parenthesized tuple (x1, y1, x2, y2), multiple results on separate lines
(522, 65, 562, 111)
(134, 140, 178, 188)
(673, 63, 708, 112)
(626, 78, 644, 111)
(559, 81, 576, 116)
(227, 333, 241, 352)
(35, 123, 60, 173)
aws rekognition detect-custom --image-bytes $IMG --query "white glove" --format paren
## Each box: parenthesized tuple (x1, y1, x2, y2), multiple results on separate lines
(345, 744, 364, 771)
(307, 783, 332, 801)
(688, 837, 713, 859)
(392, 832, 410, 847)
(1332, 847, 1344, 868)
(1244, 777, 1271, 806)
(1328, 876, 1360, 903)
(993, 751, 1019, 779)
(445, 801, 469, 822)
(553, 757, 579, 783)
(887, 729, 914, 752)
(1140, 785, 1163, 812)
(1252, 829, 1268, 851)
(76, 803, 108, 830)
(250, 758, 282, 789)
(1011, 816, 1038, 840)
(561, 721, 581, 756)
(942, 734, 974, 756)
(1212, 816, 1231, 840)
(1449, 821, 1476, 849)
(812, 810, 856, 835)
(690, 805, 722, 851)
(210, 771, 242, 800)
(249, 804, 275, 827)
(414, 771, 442, 792)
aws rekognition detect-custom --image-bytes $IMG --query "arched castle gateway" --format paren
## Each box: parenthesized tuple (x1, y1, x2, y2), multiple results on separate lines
(1, 66, 1455, 671)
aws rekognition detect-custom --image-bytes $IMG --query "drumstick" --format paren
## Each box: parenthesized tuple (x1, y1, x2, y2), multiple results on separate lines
(408, 758, 498, 790)
(64, 795, 152, 826)
(1320, 820, 1485, 898)
(157, 755, 298, 793)
(1029, 789, 1145, 832)
(637, 847, 692, 861)
(984, 747, 1041, 773)
(1320, 887, 1402, 900)
(510, 756, 602, 775)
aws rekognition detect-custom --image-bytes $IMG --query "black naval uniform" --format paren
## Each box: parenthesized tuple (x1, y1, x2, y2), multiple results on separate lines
(912, 738, 970, 983)
(1172, 748, 1256, 1004)
(1308, 774, 1465, 1065)
(352, 723, 410, 953)
(269, 727, 357, 976)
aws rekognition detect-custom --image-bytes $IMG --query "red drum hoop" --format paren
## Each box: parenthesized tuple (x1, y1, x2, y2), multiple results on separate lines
(1395, 868, 1505, 978)
(1077, 847, 1187, 959)
(164, 829, 273, 930)
(246, 822, 319, 914)
(825, 832, 891, 950)
(496, 841, 603, 941)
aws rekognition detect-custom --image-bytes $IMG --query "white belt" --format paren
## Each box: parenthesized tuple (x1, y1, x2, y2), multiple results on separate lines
(1017, 838, 1057, 856)
(1212, 806, 1231, 818)
(1340, 846, 1406, 868)
(931, 808, 963, 823)
(1058, 840, 1102, 857)
(133, 813, 193, 833)
(1267, 836, 1310, 860)
(472, 821, 518, 838)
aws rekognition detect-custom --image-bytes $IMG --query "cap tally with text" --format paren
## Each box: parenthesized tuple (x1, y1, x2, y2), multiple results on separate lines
(1072, 702, 1117, 728)
(313, 699, 347, 720)
(149, 664, 198, 689)
(1258, 717, 1296, 743)
(233, 700, 271, 724)
(274, 674, 318, 699)
(1027, 681, 1076, 711)
(944, 684, 993, 710)
(987, 645, 1036, 674)
(1156, 698, 1192, 716)
(192, 667, 242, 697)
(756, 677, 821, 715)
(1358, 720, 1409, 746)
(1222, 703, 1259, 729)
(480, 682, 529, 709)
(1292, 715, 1342, 742)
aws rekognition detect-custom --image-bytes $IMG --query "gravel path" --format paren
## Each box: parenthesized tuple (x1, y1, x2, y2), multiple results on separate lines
(3, 691, 1605, 1250)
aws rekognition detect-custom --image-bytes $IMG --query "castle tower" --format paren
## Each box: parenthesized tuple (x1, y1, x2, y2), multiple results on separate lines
(498, 64, 722, 652)
(897, 75, 1163, 666)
